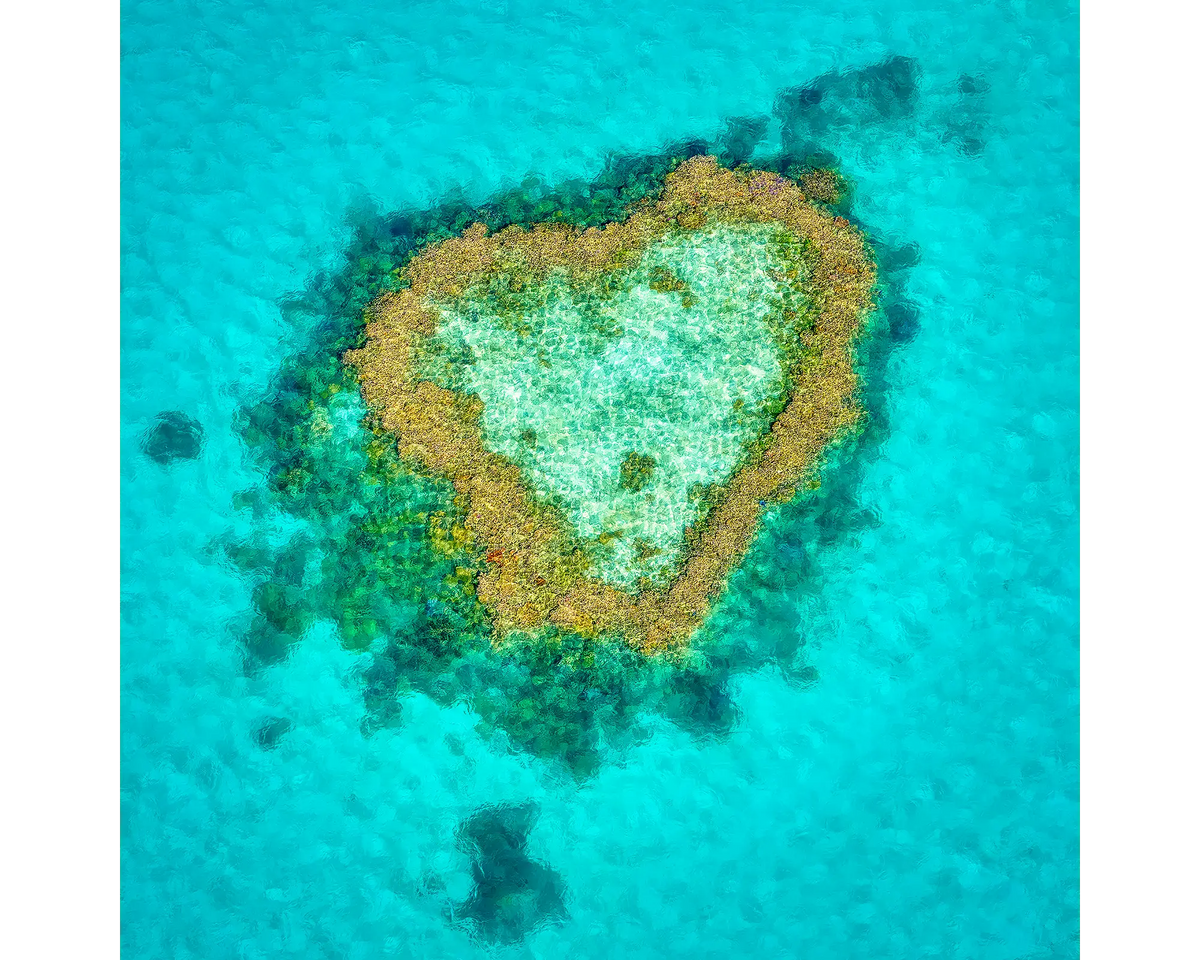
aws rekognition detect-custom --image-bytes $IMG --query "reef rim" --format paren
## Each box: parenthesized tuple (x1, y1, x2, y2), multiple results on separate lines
(345, 156, 876, 653)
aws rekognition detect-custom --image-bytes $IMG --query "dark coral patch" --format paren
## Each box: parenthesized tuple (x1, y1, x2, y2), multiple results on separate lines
(451, 802, 567, 944)
(617, 451, 658, 493)
(775, 55, 921, 154)
(252, 716, 294, 750)
(142, 410, 203, 463)
(717, 114, 770, 167)
(886, 301, 922, 345)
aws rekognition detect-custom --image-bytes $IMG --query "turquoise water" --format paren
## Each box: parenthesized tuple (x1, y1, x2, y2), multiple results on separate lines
(121, 1, 1079, 957)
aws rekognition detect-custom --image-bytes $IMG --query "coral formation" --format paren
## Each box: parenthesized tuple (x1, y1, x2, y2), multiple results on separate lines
(798, 167, 847, 206)
(345, 157, 876, 652)
(618, 451, 658, 493)
(226, 116, 915, 777)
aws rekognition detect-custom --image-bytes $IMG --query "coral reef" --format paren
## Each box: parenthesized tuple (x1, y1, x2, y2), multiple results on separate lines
(346, 156, 877, 652)
(798, 167, 847, 206)
(224, 93, 919, 776)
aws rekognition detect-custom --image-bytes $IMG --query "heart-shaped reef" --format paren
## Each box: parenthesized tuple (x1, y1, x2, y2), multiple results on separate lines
(345, 157, 876, 653)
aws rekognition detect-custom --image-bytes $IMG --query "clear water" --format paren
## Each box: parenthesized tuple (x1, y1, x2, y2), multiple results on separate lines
(121, 1, 1080, 958)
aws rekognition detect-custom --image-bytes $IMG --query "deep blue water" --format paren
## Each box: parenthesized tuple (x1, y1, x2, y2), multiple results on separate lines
(121, 1, 1079, 957)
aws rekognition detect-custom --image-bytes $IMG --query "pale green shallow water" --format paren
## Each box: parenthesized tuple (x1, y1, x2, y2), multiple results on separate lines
(425, 222, 803, 585)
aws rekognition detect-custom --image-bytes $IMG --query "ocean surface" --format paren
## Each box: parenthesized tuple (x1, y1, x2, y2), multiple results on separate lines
(120, 1, 1080, 957)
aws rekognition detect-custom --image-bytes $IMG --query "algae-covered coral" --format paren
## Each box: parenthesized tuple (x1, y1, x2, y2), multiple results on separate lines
(345, 156, 876, 652)
(618, 451, 658, 494)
